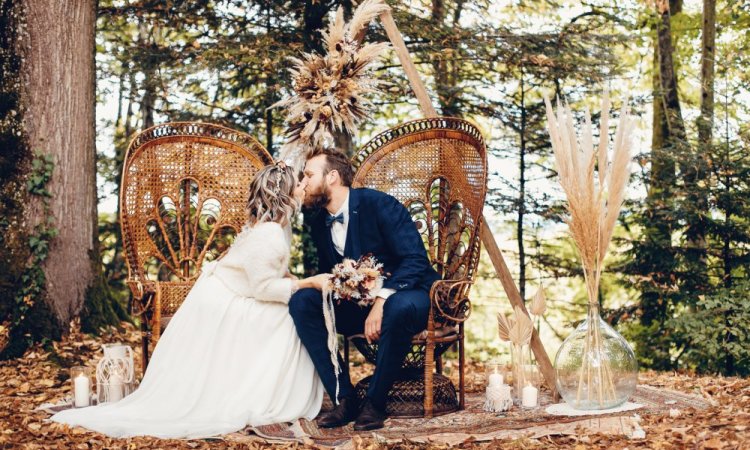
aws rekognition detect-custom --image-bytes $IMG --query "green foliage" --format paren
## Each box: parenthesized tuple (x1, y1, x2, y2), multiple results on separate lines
(0, 0, 29, 353)
(670, 280, 750, 376)
(13, 151, 58, 323)
(0, 151, 63, 360)
(622, 0, 750, 374)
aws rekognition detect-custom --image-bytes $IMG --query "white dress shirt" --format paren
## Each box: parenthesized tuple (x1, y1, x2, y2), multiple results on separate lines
(329, 191, 395, 300)
(330, 193, 349, 257)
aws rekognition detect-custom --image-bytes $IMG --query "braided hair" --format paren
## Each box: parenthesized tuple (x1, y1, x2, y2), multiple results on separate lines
(246, 162, 299, 226)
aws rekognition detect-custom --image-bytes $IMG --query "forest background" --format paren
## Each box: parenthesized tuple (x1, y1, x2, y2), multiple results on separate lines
(1, 0, 748, 378)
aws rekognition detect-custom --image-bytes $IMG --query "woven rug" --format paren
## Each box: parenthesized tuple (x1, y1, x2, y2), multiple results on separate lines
(229, 385, 710, 448)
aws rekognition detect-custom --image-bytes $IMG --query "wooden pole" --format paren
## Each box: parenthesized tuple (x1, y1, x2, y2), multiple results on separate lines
(379, 10, 438, 118)
(480, 221, 557, 394)
(377, 7, 557, 394)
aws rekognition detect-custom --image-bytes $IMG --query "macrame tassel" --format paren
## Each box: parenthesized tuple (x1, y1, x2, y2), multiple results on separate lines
(484, 382, 513, 413)
(322, 285, 340, 405)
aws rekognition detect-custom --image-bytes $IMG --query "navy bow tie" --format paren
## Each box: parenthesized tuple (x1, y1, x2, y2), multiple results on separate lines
(326, 212, 345, 227)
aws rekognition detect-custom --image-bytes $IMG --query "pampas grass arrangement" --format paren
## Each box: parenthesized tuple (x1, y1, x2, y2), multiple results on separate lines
(271, 0, 390, 166)
(545, 92, 637, 409)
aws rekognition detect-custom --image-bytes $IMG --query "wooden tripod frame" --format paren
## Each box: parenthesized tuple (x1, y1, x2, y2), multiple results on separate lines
(373, 8, 557, 395)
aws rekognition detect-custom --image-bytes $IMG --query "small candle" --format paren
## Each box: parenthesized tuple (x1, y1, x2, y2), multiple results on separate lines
(522, 384, 538, 408)
(488, 373, 503, 387)
(108, 373, 123, 402)
(74, 374, 90, 407)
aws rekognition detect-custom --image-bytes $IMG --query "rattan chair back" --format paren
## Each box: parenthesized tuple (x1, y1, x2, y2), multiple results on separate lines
(352, 117, 488, 323)
(120, 122, 273, 339)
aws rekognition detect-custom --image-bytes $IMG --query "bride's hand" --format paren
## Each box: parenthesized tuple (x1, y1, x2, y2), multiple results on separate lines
(284, 271, 298, 280)
(296, 273, 331, 291)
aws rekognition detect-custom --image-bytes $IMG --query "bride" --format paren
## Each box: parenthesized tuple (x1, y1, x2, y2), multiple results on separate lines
(51, 162, 329, 439)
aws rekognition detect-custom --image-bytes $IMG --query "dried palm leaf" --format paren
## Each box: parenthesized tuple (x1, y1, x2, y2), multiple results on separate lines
(509, 306, 533, 346)
(497, 312, 513, 342)
(529, 286, 547, 316)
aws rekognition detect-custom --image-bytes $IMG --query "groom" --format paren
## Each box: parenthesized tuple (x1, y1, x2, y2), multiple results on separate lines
(289, 147, 440, 431)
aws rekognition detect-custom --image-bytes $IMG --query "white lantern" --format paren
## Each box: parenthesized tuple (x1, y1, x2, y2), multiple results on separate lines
(96, 343, 135, 403)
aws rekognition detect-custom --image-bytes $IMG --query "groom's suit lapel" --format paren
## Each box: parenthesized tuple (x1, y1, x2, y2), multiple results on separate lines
(313, 210, 339, 268)
(343, 188, 361, 260)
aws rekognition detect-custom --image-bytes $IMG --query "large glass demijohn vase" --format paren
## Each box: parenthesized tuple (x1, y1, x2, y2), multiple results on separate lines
(554, 302, 638, 410)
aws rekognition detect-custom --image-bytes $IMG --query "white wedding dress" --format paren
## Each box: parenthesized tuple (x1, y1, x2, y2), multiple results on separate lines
(51, 221, 323, 439)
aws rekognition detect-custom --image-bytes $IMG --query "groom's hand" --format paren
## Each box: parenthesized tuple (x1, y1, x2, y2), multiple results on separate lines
(365, 298, 386, 343)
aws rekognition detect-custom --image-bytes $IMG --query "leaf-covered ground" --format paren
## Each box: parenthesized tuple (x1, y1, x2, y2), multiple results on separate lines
(1, 323, 748, 449)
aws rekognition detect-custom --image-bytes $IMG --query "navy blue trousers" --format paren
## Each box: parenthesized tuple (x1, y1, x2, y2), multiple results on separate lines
(289, 288, 430, 410)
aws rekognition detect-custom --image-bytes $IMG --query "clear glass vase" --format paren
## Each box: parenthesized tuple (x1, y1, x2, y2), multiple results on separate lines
(554, 303, 638, 410)
(510, 343, 530, 405)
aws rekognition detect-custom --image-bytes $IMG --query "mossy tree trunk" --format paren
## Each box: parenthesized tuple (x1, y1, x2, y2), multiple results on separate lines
(0, 0, 125, 359)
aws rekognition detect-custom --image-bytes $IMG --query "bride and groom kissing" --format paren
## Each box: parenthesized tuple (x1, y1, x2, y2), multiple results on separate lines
(52, 146, 440, 439)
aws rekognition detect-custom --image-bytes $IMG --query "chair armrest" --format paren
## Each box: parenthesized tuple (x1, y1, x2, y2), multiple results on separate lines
(429, 278, 473, 324)
(126, 279, 155, 316)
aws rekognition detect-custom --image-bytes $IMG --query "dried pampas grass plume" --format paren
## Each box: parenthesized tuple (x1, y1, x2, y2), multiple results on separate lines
(544, 92, 634, 305)
(271, 0, 390, 168)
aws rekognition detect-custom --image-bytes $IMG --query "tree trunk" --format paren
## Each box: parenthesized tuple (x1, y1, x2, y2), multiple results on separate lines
(430, 0, 462, 117)
(680, 0, 710, 296)
(138, 21, 156, 129)
(0, 0, 41, 356)
(636, 0, 684, 370)
(0, 0, 124, 358)
(303, 0, 328, 54)
(698, 0, 715, 146)
(300, 0, 331, 276)
(517, 72, 527, 301)
(22, 0, 99, 326)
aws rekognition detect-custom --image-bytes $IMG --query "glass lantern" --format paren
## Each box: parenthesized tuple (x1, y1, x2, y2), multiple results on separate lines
(96, 343, 135, 403)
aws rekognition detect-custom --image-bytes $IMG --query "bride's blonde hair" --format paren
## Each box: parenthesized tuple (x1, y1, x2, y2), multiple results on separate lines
(246, 162, 298, 226)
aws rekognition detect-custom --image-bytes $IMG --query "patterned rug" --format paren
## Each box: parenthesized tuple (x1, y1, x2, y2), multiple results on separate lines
(230, 385, 710, 448)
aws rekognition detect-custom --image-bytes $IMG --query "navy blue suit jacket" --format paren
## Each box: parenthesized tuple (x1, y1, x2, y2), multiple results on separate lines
(310, 188, 440, 294)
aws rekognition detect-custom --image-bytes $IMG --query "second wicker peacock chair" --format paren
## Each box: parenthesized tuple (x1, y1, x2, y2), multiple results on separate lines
(348, 117, 488, 418)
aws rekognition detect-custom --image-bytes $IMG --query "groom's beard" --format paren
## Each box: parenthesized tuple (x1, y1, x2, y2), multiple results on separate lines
(303, 182, 331, 211)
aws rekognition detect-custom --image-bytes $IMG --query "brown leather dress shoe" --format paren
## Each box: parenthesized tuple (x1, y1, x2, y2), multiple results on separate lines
(316, 396, 359, 428)
(353, 399, 387, 431)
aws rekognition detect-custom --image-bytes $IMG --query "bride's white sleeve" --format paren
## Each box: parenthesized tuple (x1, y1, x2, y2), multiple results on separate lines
(242, 223, 294, 304)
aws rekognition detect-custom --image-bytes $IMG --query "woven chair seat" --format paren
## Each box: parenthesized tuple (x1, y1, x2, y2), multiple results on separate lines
(348, 327, 458, 371)
(347, 325, 458, 344)
(354, 370, 459, 418)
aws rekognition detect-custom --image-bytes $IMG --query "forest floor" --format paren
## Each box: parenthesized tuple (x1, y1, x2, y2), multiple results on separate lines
(1, 322, 749, 450)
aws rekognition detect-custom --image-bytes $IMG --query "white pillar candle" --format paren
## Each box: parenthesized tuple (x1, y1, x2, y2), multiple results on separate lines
(522, 384, 538, 408)
(108, 373, 123, 402)
(74, 374, 90, 407)
(488, 373, 503, 387)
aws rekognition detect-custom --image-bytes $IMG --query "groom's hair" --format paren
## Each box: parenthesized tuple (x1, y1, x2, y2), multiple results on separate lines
(309, 147, 354, 187)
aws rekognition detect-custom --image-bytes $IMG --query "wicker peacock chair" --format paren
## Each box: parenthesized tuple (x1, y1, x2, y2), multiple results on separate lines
(348, 117, 488, 418)
(120, 122, 273, 370)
